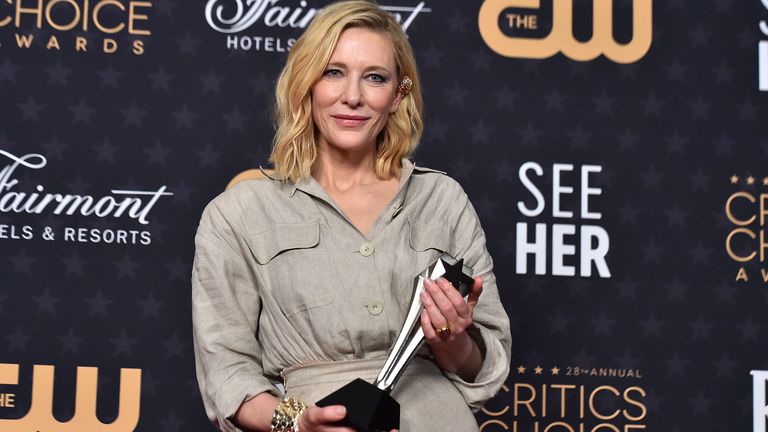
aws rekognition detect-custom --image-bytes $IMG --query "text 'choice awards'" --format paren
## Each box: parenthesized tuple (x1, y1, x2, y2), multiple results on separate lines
(0, 0, 152, 55)
(725, 176, 768, 283)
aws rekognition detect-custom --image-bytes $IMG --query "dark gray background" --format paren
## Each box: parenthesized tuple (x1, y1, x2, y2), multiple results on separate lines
(1, 0, 766, 430)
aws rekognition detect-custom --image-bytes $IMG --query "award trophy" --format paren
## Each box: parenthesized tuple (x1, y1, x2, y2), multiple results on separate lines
(316, 253, 474, 432)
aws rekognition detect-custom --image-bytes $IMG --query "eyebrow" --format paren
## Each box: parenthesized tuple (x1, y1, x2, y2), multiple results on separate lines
(326, 61, 393, 72)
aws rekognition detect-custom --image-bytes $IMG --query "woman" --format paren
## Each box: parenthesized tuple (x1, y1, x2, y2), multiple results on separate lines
(192, 1, 511, 431)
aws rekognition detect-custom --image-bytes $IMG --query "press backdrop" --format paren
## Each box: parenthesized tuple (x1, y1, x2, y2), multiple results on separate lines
(1, 1, 768, 431)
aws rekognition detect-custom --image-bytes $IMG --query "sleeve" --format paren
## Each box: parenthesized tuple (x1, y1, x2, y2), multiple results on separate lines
(444, 184, 512, 411)
(192, 199, 280, 432)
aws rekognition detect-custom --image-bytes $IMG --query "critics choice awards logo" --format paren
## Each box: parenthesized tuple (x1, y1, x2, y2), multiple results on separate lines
(480, 364, 646, 431)
(205, 0, 431, 53)
(724, 175, 768, 283)
(478, 0, 653, 64)
(515, 162, 611, 278)
(0, 0, 152, 55)
(0, 363, 141, 431)
(0, 149, 172, 246)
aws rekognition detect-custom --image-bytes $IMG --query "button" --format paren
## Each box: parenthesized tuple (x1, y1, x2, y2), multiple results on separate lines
(359, 242, 374, 257)
(367, 300, 383, 315)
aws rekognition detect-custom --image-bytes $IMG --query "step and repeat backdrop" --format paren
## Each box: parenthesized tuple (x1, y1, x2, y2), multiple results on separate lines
(1, 0, 767, 431)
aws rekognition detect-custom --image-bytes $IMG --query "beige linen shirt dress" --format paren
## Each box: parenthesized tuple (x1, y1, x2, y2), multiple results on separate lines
(192, 160, 512, 432)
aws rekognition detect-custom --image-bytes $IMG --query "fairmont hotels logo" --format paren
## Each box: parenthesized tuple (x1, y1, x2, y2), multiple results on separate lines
(205, 0, 431, 53)
(0, 149, 171, 245)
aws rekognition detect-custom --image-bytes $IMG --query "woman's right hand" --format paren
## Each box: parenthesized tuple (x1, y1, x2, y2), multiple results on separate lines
(298, 405, 398, 432)
(297, 405, 351, 431)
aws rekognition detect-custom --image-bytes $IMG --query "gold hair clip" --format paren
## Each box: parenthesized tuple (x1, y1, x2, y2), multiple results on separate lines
(398, 76, 413, 96)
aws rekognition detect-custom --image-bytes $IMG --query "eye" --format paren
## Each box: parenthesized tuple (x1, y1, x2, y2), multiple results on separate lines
(366, 73, 389, 84)
(323, 68, 344, 79)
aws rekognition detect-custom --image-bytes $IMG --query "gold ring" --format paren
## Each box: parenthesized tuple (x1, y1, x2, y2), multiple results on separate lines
(436, 323, 451, 337)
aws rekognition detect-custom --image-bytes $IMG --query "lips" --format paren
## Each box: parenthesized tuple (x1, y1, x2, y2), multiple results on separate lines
(331, 114, 370, 127)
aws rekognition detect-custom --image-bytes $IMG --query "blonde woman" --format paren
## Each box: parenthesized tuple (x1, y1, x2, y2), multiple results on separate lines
(192, 1, 511, 431)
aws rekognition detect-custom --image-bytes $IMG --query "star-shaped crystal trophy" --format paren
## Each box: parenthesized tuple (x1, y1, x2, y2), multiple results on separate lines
(316, 253, 474, 432)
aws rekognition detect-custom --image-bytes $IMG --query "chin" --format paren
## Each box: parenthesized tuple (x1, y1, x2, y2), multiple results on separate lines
(325, 134, 375, 153)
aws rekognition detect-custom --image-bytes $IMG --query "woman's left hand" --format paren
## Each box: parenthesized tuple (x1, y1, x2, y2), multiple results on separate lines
(419, 276, 484, 379)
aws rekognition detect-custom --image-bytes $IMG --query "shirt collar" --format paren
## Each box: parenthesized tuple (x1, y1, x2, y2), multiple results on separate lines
(284, 158, 438, 198)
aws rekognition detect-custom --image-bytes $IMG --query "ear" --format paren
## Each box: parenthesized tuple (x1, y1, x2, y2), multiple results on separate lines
(389, 90, 403, 114)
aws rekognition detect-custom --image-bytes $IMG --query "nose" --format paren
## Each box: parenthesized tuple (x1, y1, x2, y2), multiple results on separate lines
(340, 77, 363, 107)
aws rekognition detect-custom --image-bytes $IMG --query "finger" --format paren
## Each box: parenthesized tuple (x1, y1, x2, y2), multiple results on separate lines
(303, 405, 347, 426)
(421, 284, 452, 329)
(301, 408, 356, 432)
(324, 426, 356, 432)
(420, 309, 438, 340)
(327, 426, 356, 432)
(466, 276, 484, 309)
(423, 278, 460, 323)
(434, 277, 471, 318)
(328, 426, 356, 432)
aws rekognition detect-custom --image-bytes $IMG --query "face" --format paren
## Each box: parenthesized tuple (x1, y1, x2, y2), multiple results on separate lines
(311, 27, 402, 157)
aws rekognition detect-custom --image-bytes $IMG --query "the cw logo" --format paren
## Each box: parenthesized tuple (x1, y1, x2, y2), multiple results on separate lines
(478, 0, 653, 64)
(0, 363, 141, 432)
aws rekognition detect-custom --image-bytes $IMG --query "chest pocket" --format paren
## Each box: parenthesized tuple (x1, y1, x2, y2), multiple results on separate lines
(247, 222, 320, 264)
(405, 220, 454, 285)
(243, 221, 333, 317)
(408, 220, 452, 254)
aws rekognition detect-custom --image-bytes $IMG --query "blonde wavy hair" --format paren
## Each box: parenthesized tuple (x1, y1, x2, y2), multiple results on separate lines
(269, 0, 424, 182)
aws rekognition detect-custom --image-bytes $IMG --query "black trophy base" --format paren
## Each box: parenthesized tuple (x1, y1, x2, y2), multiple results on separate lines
(315, 378, 400, 432)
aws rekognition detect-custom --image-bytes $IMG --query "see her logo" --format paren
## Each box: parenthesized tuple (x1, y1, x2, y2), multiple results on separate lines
(753, 370, 768, 432)
(515, 162, 611, 278)
(760, 0, 768, 91)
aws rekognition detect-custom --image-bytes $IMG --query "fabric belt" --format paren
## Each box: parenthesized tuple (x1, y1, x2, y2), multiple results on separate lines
(280, 356, 480, 432)
(282, 357, 438, 398)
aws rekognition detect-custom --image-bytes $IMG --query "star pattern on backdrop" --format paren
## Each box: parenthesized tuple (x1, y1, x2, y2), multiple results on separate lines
(2, 1, 767, 430)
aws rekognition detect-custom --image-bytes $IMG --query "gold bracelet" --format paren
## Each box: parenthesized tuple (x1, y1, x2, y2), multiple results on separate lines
(270, 397, 307, 432)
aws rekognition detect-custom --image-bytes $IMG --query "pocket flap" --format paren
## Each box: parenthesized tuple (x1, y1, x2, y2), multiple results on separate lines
(408, 221, 452, 252)
(244, 222, 320, 264)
